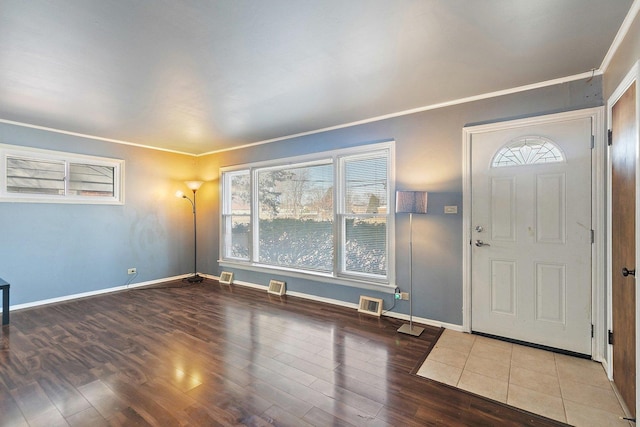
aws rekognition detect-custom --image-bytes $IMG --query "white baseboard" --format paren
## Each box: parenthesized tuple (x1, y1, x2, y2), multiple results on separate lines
(5, 273, 464, 333)
(384, 311, 464, 332)
(210, 275, 463, 331)
(5, 274, 192, 312)
(600, 358, 612, 380)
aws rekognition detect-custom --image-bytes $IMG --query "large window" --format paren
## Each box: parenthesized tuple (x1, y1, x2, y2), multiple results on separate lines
(257, 162, 334, 272)
(0, 144, 124, 204)
(340, 153, 388, 278)
(220, 142, 394, 287)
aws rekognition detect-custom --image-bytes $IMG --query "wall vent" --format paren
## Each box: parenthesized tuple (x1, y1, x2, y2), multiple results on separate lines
(267, 280, 286, 296)
(219, 271, 233, 285)
(358, 296, 383, 317)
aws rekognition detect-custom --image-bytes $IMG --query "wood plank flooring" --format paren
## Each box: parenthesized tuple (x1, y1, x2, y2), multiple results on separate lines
(0, 279, 567, 426)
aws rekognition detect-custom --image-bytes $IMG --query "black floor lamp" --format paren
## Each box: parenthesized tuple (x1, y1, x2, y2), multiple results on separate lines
(396, 190, 428, 336)
(177, 180, 204, 283)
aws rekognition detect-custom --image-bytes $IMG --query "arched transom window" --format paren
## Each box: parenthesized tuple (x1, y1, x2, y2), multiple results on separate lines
(491, 136, 565, 168)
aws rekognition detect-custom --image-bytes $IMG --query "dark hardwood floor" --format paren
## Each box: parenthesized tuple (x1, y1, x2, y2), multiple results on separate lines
(0, 279, 566, 426)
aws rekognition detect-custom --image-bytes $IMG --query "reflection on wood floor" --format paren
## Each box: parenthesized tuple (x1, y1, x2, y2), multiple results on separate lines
(0, 279, 566, 426)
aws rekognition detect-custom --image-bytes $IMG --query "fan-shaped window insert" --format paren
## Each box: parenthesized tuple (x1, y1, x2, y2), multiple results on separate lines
(492, 137, 564, 168)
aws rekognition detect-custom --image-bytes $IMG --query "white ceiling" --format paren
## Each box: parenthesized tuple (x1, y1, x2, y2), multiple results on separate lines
(0, 1, 634, 155)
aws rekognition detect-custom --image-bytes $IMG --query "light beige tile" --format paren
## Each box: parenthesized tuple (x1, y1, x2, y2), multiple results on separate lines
(474, 335, 513, 352)
(555, 354, 611, 389)
(458, 370, 508, 403)
(507, 383, 566, 423)
(440, 330, 472, 342)
(511, 349, 557, 376)
(555, 353, 604, 370)
(436, 330, 475, 353)
(560, 378, 624, 414)
(464, 354, 510, 381)
(416, 359, 463, 387)
(470, 340, 512, 363)
(564, 400, 630, 427)
(509, 365, 561, 397)
(427, 346, 469, 369)
(442, 328, 474, 341)
(417, 334, 627, 425)
(512, 344, 555, 364)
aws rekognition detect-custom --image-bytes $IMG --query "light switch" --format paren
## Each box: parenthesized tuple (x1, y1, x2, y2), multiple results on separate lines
(444, 205, 458, 214)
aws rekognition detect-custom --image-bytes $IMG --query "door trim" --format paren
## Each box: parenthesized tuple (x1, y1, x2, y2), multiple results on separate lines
(606, 59, 639, 416)
(462, 107, 606, 360)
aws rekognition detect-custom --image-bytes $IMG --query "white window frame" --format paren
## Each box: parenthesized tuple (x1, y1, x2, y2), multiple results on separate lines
(337, 150, 392, 281)
(0, 143, 125, 204)
(221, 169, 251, 261)
(219, 141, 396, 291)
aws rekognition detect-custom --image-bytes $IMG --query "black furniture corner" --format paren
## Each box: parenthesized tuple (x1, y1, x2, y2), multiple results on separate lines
(0, 278, 9, 325)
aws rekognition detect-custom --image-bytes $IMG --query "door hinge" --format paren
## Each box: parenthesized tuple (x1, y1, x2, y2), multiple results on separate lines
(608, 129, 613, 146)
(608, 330, 614, 345)
(591, 324, 594, 338)
(591, 134, 595, 149)
(591, 229, 595, 244)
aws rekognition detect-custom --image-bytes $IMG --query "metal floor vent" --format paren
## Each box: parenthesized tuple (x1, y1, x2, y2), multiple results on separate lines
(267, 279, 286, 296)
(358, 296, 383, 317)
(219, 271, 233, 285)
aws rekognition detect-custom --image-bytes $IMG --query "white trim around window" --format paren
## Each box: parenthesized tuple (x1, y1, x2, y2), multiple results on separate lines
(219, 141, 396, 291)
(0, 143, 125, 204)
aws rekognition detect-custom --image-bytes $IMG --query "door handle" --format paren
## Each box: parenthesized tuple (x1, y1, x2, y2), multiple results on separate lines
(475, 240, 490, 247)
(622, 267, 636, 277)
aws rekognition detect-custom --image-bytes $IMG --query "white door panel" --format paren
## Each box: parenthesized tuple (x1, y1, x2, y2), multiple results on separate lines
(471, 117, 592, 355)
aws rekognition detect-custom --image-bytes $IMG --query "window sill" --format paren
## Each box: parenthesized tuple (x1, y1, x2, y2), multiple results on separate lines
(218, 259, 396, 294)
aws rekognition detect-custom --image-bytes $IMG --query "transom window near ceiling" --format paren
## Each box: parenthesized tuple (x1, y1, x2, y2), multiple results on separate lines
(0, 144, 124, 204)
(220, 141, 394, 287)
(491, 136, 565, 168)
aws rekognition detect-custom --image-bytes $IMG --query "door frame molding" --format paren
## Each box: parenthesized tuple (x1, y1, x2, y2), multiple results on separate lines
(462, 107, 606, 360)
(606, 59, 639, 415)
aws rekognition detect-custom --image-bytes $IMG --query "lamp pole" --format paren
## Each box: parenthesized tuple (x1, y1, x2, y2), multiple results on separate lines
(178, 181, 204, 283)
(395, 190, 428, 337)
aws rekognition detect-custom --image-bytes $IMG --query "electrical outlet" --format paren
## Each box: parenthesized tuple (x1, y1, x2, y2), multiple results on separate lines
(127, 268, 137, 275)
(401, 292, 409, 300)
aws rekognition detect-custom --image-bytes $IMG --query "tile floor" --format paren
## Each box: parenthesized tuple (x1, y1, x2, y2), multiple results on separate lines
(416, 329, 632, 426)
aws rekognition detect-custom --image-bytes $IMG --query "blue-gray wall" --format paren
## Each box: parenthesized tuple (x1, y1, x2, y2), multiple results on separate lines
(0, 76, 605, 326)
(199, 77, 603, 326)
(0, 123, 198, 305)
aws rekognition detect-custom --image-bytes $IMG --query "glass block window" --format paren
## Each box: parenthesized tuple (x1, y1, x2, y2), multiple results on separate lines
(492, 137, 564, 168)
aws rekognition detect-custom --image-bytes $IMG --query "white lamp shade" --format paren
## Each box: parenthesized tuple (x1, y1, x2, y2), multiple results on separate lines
(185, 180, 204, 191)
(396, 191, 428, 214)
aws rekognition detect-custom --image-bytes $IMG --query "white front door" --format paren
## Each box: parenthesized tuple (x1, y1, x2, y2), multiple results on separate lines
(470, 115, 593, 355)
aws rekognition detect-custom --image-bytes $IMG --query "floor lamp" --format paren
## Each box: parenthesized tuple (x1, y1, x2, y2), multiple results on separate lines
(396, 190, 428, 336)
(177, 180, 204, 283)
